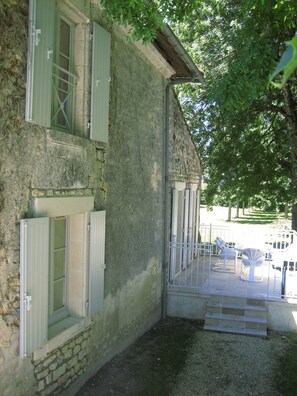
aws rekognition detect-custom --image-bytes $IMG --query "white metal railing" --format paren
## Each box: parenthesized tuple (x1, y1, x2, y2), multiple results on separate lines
(168, 242, 212, 290)
(168, 224, 297, 299)
(200, 224, 296, 254)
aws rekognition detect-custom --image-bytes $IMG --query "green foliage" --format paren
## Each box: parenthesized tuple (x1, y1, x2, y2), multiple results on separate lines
(172, 0, 297, 211)
(100, 0, 200, 43)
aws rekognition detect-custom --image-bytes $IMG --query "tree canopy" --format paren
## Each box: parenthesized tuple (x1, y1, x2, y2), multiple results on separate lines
(100, 0, 198, 43)
(101, 0, 297, 226)
(171, 0, 297, 214)
(172, 0, 297, 218)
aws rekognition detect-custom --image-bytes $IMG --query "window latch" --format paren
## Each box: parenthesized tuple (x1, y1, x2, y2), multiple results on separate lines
(24, 293, 32, 311)
(47, 49, 53, 60)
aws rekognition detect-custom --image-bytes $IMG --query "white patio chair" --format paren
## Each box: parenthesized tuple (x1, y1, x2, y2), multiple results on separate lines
(270, 241, 297, 271)
(212, 237, 237, 273)
(270, 242, 297, 295)
(240, 248, 265, 282)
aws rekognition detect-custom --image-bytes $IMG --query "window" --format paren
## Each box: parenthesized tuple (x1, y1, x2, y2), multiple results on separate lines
(49, 217, 68, 325)
(52, 15, 76, 131)
(25, 0, 111, 142)
(20, 197, 106, 358)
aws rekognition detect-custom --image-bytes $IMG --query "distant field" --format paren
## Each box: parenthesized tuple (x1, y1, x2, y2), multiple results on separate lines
(200, 205, 291, 230)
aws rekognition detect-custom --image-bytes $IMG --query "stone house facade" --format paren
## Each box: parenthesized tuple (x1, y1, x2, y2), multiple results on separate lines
(0, 1, 203, 395)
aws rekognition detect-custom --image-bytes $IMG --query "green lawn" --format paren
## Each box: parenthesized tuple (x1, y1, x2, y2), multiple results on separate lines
(200, 206, 291, 229)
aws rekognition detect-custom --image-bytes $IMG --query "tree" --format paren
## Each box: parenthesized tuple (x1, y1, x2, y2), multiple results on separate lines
(172, 0, 297, 226)
(100, 0, 297, 227)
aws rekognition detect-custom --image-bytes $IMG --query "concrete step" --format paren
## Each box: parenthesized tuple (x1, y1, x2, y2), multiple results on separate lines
(204, 295, 268, 337)
(207, 302, 267, 317)
(204, 323, 267, 337)
(205, 312, 267, 324)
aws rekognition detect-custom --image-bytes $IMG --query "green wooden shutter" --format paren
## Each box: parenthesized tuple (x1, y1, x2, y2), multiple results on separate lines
(25, 0, 55, 127)
(90, 23, 111, 142)
(20, 218, 49, 358)
(89, 211, 106, 315)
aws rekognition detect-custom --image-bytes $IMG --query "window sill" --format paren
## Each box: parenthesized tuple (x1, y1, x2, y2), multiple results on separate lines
(33, 316, 91, 361)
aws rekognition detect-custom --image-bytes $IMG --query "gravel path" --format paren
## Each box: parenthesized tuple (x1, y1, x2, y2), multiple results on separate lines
(171, 329, 289, 396)
(78, 318, 291, 396)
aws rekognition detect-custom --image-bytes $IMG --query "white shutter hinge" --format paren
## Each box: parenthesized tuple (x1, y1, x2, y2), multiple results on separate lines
(87, 122, 91, 129)
(87, 223, 91, 231)
(85, 300, 89, 310)
(89, 33, 93, 41)
(24, 293, 32, 311)
(33, 27, 41, 47)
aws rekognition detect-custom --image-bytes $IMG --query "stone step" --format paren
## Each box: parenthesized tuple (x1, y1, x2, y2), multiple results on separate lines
(209, 295, 266, 308)
(205, 312, 267, 324)
(204, 323, 267, 337)
(204, 295, 268, 337)
(207, 302, 267, 317)
(204, 313, 267, 336)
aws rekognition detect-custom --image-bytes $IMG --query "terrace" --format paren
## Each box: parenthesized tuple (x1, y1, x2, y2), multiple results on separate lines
(166, 209, 297, 334)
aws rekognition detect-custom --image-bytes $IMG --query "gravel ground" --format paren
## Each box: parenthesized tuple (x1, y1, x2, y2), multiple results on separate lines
(171, 327, 289, 396)
(77, 318, 291, 396)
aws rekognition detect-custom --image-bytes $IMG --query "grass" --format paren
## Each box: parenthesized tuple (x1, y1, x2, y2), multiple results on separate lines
(232, 211, 283, 225)
(200, 205, 291, 229)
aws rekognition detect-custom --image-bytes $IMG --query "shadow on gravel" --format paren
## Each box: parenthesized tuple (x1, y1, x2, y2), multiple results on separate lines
(77, 318, 203, 396)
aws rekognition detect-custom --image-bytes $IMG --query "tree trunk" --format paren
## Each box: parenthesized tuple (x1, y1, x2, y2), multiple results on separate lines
(284, 203, 289, 220)
(227, 203, 232, 221)
(284, 86, 297, 230)
(235, 202, 239, 218)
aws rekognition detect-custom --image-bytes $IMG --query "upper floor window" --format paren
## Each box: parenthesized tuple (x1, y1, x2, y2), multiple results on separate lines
(25, 0, 111, 143)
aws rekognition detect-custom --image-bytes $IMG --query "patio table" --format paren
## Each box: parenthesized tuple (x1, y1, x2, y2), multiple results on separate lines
(236, 247, 265, 282)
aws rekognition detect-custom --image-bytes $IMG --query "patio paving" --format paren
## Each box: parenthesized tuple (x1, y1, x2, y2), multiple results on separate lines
(170, 256, 284, 300)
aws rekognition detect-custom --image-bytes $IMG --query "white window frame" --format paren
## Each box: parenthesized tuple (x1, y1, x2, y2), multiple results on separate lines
(48, 216, 69, 326)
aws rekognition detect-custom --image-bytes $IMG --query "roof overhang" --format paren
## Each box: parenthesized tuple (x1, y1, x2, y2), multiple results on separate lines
(119, 24, 204, 83)
(154, 25, 204, 83)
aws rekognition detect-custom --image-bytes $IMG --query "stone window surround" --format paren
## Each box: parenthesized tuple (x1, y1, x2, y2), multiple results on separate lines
(32, 196, 93, 361)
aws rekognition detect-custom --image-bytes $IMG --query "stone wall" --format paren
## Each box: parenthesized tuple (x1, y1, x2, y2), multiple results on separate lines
(0, 1, 201, 395)
(34, 328, 90, 395)
(170, 92, 202, 185)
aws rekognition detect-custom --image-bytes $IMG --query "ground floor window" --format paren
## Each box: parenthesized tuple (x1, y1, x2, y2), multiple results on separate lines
(20, 197, 106, 358)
